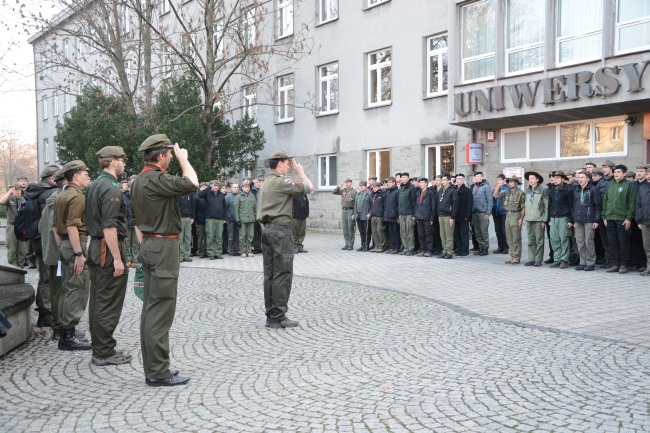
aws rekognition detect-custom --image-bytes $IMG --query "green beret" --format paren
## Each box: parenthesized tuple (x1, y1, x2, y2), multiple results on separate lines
(60, 160, 89, 174)
(139, 134, 173, 152)
(39, 164, 60, 179)
(96, 146, 127, 159)
(268, 150, 290, 160)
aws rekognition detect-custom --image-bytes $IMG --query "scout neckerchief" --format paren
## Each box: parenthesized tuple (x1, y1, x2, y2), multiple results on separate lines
(529, 186, 535, 203)
(140, 164, 166, 174)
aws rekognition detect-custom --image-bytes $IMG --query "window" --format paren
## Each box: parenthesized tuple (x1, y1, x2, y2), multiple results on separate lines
(121, 4, 131, 33)
(461, 0, 495, 82)
(425, 144, 455, 178)
(501, 117, 626, 162)
(243, 85, 257, 122)
(44, 139, 50, 163)
(54, 141, 59, 161)
(277, 0, 293, 39)
(161, 0, 170, 14)
(427, 35, 448, 96)
(64, 39, 69, 59)
(42, 96, 48, 119)
(40, 52, 48, 76)
(616, 0, 650, 53)
(367, 48, 391, 107)
(163, 48, 172, 77)
(367, 0, 389, 7)
(557, 0, 602, 65)
(319, 62, 339, 114)
(244, 7, 256, 46)
(506, 0, 544, 74)
(318, 154, 338, 189)
(53, 92, 59, 116)
(75, 38, 82, 59)
(277, 75, 294, 122)
(318, 0, 338, 23)
(51, 46, 58, 71)
(65, 89, 72, 112)
(367, 149, 390, 181)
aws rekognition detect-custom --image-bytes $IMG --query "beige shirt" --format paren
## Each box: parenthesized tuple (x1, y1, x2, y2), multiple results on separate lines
(257, 170, 310, 225)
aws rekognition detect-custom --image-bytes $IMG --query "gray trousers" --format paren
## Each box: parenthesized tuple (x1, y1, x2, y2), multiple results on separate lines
(574, 222, 596, 266)
(641, 225, 650, 261)
(472, 212, 490, 250)
(399, 215, 415, 252)
(227, 221, 240, 254)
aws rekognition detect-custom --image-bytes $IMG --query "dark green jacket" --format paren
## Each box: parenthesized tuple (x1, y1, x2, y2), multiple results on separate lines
(398, 182, 417, 215)
(234, 192, 257, 223)
(602, 179, 638, 221)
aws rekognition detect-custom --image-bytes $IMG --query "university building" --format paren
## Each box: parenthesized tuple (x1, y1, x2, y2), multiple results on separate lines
(29, 0, 650, 231)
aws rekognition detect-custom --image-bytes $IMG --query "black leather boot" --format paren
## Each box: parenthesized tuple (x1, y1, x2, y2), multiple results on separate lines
(58, 328, 92, 351)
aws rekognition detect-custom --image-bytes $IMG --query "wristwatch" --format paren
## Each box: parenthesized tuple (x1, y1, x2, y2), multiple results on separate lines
(74, 251, 83, 257)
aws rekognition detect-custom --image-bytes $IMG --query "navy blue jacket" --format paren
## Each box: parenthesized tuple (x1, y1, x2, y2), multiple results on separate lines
(456, 184, 473, 222)
(369, 189, 385, 218)
(548, 183, 574, 221)
(437, 185, 458, 218)
(292, 193, 309, 219)
(571, 182, 601, 224)
(414, 188, 436, 221)
(177, 193, 195, 219)
(198, 188, 226, 219)
(383, 186, 399, 222)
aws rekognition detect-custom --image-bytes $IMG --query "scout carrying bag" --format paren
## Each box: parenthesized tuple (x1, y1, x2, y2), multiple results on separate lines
(13, 197, 41, 241)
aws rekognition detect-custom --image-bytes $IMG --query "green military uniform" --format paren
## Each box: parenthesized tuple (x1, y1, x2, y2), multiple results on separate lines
(235, 190, 257, 255)
(257, 153, 311, 325)
(85, 146, 130, 362)
(131, 135, 197, 382)
(333, 181, 357, 249)
(500, 177, 525, 262)
(524, 171, 549, 264)
(41, 174, 64, 338)
(3, 193, 27, 268)
(53, 161, 91, 350)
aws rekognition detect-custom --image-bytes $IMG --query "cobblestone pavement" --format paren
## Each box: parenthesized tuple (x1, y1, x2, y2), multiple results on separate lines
(0, 234, 649, 432)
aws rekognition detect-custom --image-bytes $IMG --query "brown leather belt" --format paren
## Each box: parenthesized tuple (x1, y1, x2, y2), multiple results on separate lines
(144, 233, 179, 239)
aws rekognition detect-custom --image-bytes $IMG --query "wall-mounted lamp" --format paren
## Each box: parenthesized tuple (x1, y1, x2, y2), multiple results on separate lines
(625, 116, 636, 126)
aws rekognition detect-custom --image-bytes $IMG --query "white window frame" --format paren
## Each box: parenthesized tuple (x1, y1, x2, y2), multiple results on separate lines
(163, 48, 171, 77)
(501, 116, 628, 163)
(244, 7, 256, 46)
(42, 95, 48, 120)
(40, 52, 48, 76)
(44, 139, 50, 163)
(65, 88, 72, 113)
(505, 0, 545, 76)
(53, 92, 59, 117)
(161, 0, 170, 15)
(615, 0, 650, 54)
(121, 4, 131, 33)
(367, 0, 389, 9)
(318, 62, 339, 115)
(556, 0, 602, 67)
(318, 0, 338, 24)
(75, 38, 83, 59)
(214, 20, 225, 60)
(318, 154, 338, 190)
(64, 39, 69, 59)
(51, 46, 58, 71)
(426, 35, 448, 97)
(367, 48, 392, 108)
(242, 85, 257, 124)
(277, 0, 294, 39)
(460, 0, 495, 84)
(366, 149, 390, 181)
(425, 143, 456, 178)
(277, 74, 294, 123)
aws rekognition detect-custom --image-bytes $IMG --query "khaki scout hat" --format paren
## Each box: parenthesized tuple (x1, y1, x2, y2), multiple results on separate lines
(61, 160, 89, 174)
(138, 134, 174, 152)
(524, 171, 543, 183)
(507, 175, 521, 184)
(268, 150, 291, 160)
(39, 164, 60, 179)
(552, 170, 569, 180)
(96, 146, 127, 159)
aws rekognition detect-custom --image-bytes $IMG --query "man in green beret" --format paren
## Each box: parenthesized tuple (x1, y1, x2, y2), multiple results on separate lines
(131, 134, 198, 386)
(257, 151, 314, 328)
(53, 160, 92, 350)
(85, 146, 132, 366)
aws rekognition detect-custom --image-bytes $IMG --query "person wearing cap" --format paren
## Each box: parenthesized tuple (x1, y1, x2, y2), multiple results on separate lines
(547, 170, 574, 269)
(437, 174, 458, 259)
(491, 174, 509, 255)
(251, 178, 264, 254)
(585, 162, 597, 174)
(570, 170, 601, 271)
(397, 173, 417, 256)
(471, 172, 493, 256)
(85, 147, 132, 366)
(414, 177, 436, 257)
(524, 171, 548, 266)
(1, 184, 28, 268)
(257, 150, 314, 329)
(198, 180, 227, 259)
(368, 182, 387, 252)
(237, 181, 259, 256)
(364, 178, 376, 250)
(333, 178, 357, 250)
(353, 181, 371, 251)
(635, 168, 650, 275)
(453, 174, 473, 257)
(602, 165, 638, 274)
(499, 175, 525, 264)
(53, 160, 92, 350)
(130, 134, 198, 386)
(25, 164, 60, 327)
(383, 177, 400, 254)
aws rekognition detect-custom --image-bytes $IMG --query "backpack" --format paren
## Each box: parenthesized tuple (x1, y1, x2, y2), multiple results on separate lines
(14, 197, 42, 241)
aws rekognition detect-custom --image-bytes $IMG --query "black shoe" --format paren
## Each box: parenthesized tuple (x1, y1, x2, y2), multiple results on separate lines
(454, 253, 468, 257)
(493, 248, 503, 254)
(209, 256, 216, 260)
(147, 375, 190, 387)
(437, 253, 446, 258)
(575, 265, 585, 271)
(473, 250, 481, 256)
(267, 318, 299, 328)
(559, 261, 568, 269)
(544, 258, 555, 264)
(341, 246, 348, 250)
(215, 255, 223, 259)
(534, 261, 542, 267)
(445, 254, 453, 259)
(58, 328, 91, 351)
(145, 370, 180, 384)
(183, 258, 193, 262)
(357, 246, 365, 251)
(595, 258, 606, 265)
(524, 261, 535, 266)
(501, 249, 509, 255)
(299, 250, 308, 253)
(405, 251, 414, 256)
(584, 265, 595, 271)
(479, 249, 488, 256)
(568, 258, 580, 266)
(37, 314, 53, 328)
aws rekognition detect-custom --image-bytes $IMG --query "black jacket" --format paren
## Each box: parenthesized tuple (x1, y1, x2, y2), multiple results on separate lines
(455, 184, 473, 222)
(398, 182, 417, 215)
(636, 182, 650, 225)
(177, 193, 195, 218)
(123, 191, 134, 228)
(548, 183, 574, 220)
(571, 182, 601, 224)
(292, 193, 309, 220)
(194, 195, 206, 225)
(437, 185, 458, 218)
(383, 186, 399, 222)
(25, 179, 58, 213)
(369, 189, 385, 218)
(198, 188, 226, 219)
(414, 188, 436, 221)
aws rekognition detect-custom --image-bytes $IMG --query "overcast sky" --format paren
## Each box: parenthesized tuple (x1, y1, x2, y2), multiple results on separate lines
(0, 1, 59, 144)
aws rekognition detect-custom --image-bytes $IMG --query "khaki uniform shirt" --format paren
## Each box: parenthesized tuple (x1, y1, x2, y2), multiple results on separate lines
(85, 172, 127, 238)
(130, 165, 197, 235)
(257, 170, 310, 225)
(332, 186, 357, 209)
(3, 195, 25, 223)
(501, 188, 525, 211)
(53, 183, 87, 238)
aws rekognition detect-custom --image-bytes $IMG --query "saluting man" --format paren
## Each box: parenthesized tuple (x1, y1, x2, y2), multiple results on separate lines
(85, 146, 132, 366)
(131, 135, 199, 387)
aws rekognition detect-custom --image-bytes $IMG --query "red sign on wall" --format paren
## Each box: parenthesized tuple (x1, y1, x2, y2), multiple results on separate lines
(466, 142, 483, 164)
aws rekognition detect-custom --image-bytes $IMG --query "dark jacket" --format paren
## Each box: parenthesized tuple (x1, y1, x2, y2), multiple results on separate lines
(123, 191, 134, 228)
(225, 192, 237, 222)
(437, 185, 458, 218)
(25, 179, 58, 213)
(456, 184, 473, 222)
(636, 182, 650, 225)
(398, 182, 417, 215)
(471, 179, 493, 214)
(414, 187, 436, 221)
(194, 195, 206, 225)
(354, 191, 372, 221)
(548, 183, 574, 220)
(369, 189, 385, 218)
(492, 184, 509, 216)
(292, 193, 309, 220)
(177, 192, 195, 219)
(383, 186, 399, 222)
(595, 177, 607, 202)
(198, 188, 227, 219)
(571, 182, 601, 224)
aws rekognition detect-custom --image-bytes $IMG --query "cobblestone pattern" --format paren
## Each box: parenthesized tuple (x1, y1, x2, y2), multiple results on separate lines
(1, 268, 649, 432)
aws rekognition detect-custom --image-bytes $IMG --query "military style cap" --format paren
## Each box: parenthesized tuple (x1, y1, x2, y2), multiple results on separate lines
(53, 168, 66, 182)
(602, 159, 616, 168)
(345, 178, 353, 183)
(359, 180, 367, 186)
(138, 134, 174, 152)
(525, 171, 543, 183)
(368, 176, 377, 180)
(507, 175, 521, 184)
(268, 150, 291, 160)
(39, 164, 60, 179)
(585, 161, 597, 167)
(591, 168, 603, 175)
(96, 146, 127, 159)
(61, 160, 89, 174)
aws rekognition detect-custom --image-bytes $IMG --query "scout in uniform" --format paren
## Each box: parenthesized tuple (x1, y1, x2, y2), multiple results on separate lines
(130, 134, 198, 387)
(524, 171, 549, 266)
(235, 181, 258, 257)
(499, 175, 525, 264)
(53, 161, 92, 351)
(257, 151, 314, 329)
(1, 184, 27, 268)
(85, 146, 132, 366)
(332, 178, 357, 250)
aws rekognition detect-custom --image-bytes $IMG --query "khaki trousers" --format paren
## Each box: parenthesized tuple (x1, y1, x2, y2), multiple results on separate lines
(438, 216, 454, 255)
(291, 218, 307, 250)
(205, 219, 224, 257)
(505, 211, 522, 259)
(370, 216, 386, 250)
(5, 224, 27, 268)
(341, 209, 355, 248)
(58, 240, 90, 329)
(526, 221, 545, 262)
(240, 222, 255, 254)
(472, 212, 490, 250)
